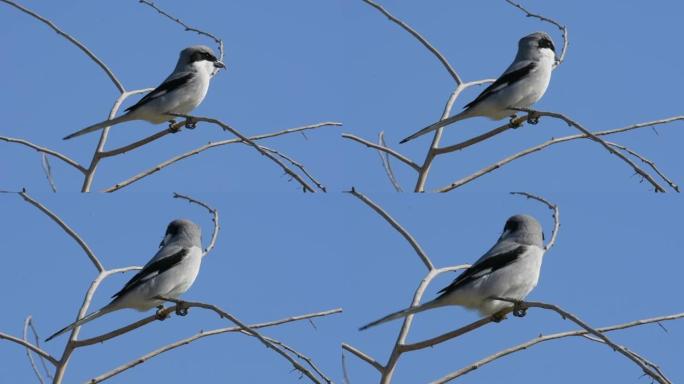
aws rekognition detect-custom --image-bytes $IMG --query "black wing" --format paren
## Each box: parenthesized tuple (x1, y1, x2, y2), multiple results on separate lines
(437, 245, 527, 298)
(463, 62, 536, 110)
(111, 248, 188, 300)
(125, 73, 194, 113)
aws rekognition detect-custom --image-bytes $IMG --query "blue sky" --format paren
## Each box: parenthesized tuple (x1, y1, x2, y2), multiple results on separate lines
(2, 0, 683, 383)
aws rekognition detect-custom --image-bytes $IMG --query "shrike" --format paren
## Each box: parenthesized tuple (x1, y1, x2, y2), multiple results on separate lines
(400, 32, 557, 144)
(360, 215, 545, 330)
(46, 219, 204, 341)
(63, 45, 225, 140)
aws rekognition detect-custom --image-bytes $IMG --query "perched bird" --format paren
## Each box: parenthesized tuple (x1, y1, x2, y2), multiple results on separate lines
(400, 32, 557, 144)
(46, 219, 204, 341)
(63, 46, 225, 140)
(360, 215, 545, 330)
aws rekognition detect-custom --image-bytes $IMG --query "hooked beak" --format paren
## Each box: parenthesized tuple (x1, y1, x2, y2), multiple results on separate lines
(213, 61, 226, 69)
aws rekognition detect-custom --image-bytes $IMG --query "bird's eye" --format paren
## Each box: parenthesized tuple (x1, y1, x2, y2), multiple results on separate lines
(504, 220, 519, 233)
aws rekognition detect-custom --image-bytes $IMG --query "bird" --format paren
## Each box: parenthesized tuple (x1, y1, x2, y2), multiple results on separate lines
(46, 219, 204, 341)
(63, 45, 225, 140)
(400, 32, 557, 144)
(360, 215, 545, 330)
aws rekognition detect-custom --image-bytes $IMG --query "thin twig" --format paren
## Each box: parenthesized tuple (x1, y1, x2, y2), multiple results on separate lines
(377, 132, 403, 191)
(505, 0, 569, 65)
(341, 343, 384, 372)
(40, 154, 57, 192)
(607, 141, 679, 192)
(17, 190, 104, 272)
(172, 192, 220, 255)
(260, 145, 327, 192)
(510, 192, 560, 251)
(262, 336, 333, 384)
(0, 0, 124, 92)
(342, 134, 420, 171)
(0, 136, 86, 173)
(0, 332, 58, 366)
(361, 0, 461, 84)
(23, 316, 45, 384)
(138, 0, 224, 62)
(346, 188, 433, 270)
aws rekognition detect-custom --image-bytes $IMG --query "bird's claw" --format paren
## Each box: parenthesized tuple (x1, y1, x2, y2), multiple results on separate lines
(155, 306, 169, 321)
(526, 112, 540, 125)
(168, 119, 181, 133)
(509, 114, 523, 129)
(512, 301, 528, 317)
(175, 302, 189, 316)
(492, 310, 508, 323)
(184, 118, 197, 130)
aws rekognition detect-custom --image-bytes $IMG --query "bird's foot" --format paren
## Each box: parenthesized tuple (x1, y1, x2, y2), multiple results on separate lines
(509, 114, 523, 129)
(184, 117, 197, 130)
(491, 310, 508, 323)
(155, 305, 169, 321)
(175, 301, 189, 316)
(526, 111, 540, 125)
(168, 119, 181, 133)
(512, 301, 528, 317)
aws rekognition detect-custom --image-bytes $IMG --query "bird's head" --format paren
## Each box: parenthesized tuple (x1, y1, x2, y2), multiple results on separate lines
(517, 32, 557, 62)
(160, 219, 202, 248)
(178, 45, 225, 75)
(500, 214, 544, 247)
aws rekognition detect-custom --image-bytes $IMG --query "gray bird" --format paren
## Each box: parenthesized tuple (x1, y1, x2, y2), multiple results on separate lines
(46, 219, 203, 341)
(400, 32, 556, 143)
(63, 45, 225, 140)
(360, 215, 545, 330)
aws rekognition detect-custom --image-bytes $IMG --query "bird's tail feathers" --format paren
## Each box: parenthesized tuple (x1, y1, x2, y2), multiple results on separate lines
(45, 306, 114, 342)
(359, 299, 444, 331)
(399, 113, 468, 144)
(63, 114, 133, 140)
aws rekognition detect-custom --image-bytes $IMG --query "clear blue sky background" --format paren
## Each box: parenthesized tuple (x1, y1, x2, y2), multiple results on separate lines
(2, 0, 683, 383)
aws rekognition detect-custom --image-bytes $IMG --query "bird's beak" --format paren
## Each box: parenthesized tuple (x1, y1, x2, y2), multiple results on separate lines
(214, 61, 226, 69)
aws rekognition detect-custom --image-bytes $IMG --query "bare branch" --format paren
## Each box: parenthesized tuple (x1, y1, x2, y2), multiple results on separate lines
(86, 308, 341, 382)
(505, 0, 569, 64)
(377, 132, 403, 191)
(17, 190, 104, 272)
(495, 300, 670, 384)
(173, 115, 318, 192)
(437, 116, 684, 192)
(262, 336, 333, 384)
(260, 145, 327, 192)
(138, 0, 224, 62)
(341, 343, 384, 372)
(157, 298, 324, 384)
(81, 88, 154, 192)
(0, 332, 58, 366)
(98, 119, 187, 158)
(399, 316, 496, 353)
(23, 316, 46, 383)
(438, 312, 684, 382)
(433, 114, 528, 156)
(360, 0, 461, 84)
(607, 141, 679, 192)
(0, 0, 124, 92)
(519, 109, 666, 192)
(0, 136, 86, 173)
(510, 192, 560, 251)
(172, 192, 220, 255)
(347, 188, 433, 270)
(40, 154, 57, 193)
(342, 134, 420, 171)
(103, 122, 340, 192)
